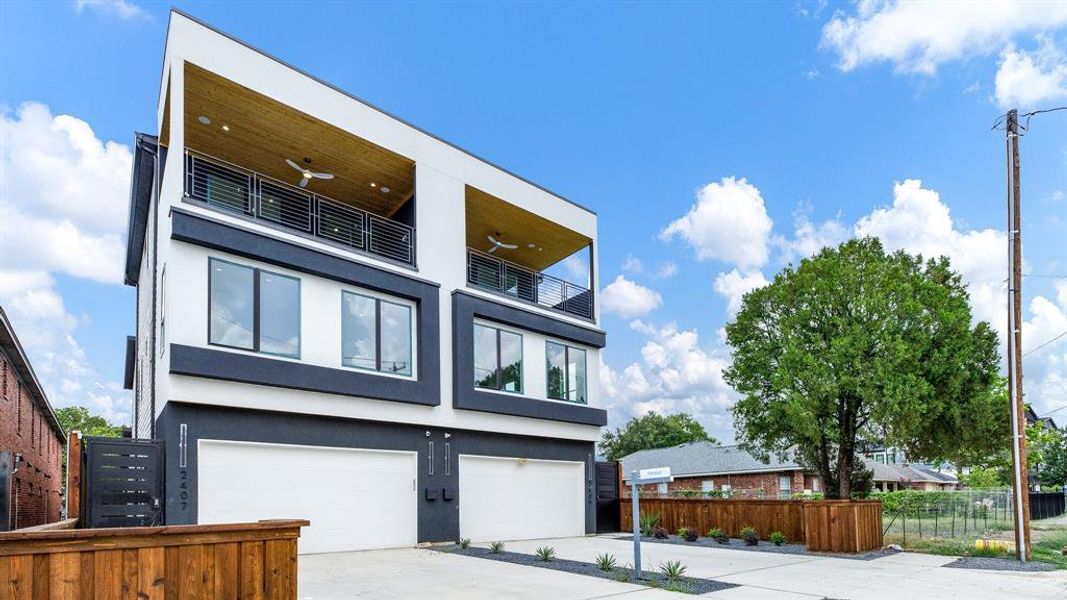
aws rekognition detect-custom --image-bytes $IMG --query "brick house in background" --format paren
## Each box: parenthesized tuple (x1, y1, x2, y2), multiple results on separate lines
(0, 307, 66, 530)
(621, 441, 821, 499)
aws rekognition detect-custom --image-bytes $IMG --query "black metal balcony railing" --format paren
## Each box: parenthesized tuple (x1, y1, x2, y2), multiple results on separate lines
(467, 248, 594, 320)
(184, 151, 416, 267)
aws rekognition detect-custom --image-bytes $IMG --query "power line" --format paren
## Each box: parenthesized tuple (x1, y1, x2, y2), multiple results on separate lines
(1023, 329, 1067, 357)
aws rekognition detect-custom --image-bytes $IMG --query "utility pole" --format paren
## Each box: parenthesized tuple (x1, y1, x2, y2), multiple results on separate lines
(1005, 108, 1031, 561)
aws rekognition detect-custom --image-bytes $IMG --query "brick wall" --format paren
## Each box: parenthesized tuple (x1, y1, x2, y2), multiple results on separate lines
(0, 350, 64, 529)
(630, 470, 822, 498)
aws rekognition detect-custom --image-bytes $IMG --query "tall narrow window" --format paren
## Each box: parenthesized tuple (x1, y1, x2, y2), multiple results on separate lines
(546, 341, 587, 403)
(473, 324, 523, 393)
(342, 292, 413, 377)
(209, 258, 300, 358)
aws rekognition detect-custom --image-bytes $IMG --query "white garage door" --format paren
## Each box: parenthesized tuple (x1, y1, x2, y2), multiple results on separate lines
(459, 455, 585, 542)
(198, 440, 417, 554)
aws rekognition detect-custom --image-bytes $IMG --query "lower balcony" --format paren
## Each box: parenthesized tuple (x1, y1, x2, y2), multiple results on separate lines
(467, 248, 593, 320)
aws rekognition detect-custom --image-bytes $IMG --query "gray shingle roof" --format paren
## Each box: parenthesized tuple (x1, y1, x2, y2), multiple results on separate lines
(862, 459, 959, 485)
(620, 442, 804, 480)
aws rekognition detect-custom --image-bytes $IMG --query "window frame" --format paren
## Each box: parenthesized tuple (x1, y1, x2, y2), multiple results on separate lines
(341, 290, 416, 379)
(473, 323, 524, 394)
(545, 340, 588, 404)
(207, 257, 301, 359)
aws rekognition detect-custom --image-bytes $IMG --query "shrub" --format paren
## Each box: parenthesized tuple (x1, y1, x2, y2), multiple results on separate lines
(714, 531, 730, 544)
(740, 526, 759, 546)
(653, 526, 669, 539)
(676, 527, 688, 538)
(458, 538, 471, 549)
(659, 560, 687, 581)
(769, 531, 787, 546)
(639, 512, 661, 537)
(595, 553, 617, 571)
(535, 546, 556, 561)
(683, 527, 699, 542)
(489, 541, 505, 554)
(675, 488, 699, 498)
(707, 527, 722, 538)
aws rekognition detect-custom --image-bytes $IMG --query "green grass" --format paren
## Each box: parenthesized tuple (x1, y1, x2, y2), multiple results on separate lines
(884, 527, 1067, 569)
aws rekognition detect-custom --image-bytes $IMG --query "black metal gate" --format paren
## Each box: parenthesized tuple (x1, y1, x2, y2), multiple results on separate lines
(595, 461, 621, 533)
(83, 437, 165, 528)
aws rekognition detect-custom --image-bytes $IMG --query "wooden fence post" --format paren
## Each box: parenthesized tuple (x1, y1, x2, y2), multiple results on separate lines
(66, 430, 81, 521)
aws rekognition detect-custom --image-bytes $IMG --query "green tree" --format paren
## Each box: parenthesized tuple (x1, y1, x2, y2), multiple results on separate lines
(599, 413, 717, 461)
(724, 238, 1006, 499)
(55, 406, 123, 438)
(1029, 422, 1067, 490)
(958, 466, 1004, 489)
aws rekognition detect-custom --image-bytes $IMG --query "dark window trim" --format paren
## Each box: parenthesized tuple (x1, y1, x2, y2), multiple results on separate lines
(473, 323, 523, 394)
(546, 340, 587, 404)
(341, 290, 415, 378)
(171, 210, 440, 407)
(452, 291, 605, 426)
(170, 344, 437, 406)
(208, 257, 301, 359)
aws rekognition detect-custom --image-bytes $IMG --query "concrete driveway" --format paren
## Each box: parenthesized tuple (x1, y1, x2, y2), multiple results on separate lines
(300, 535, 1067, 599)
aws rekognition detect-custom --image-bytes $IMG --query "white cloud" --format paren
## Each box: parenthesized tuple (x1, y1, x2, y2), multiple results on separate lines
(821, 1, 1067, 75)
(600, 275, 662, 318)
(661, 177, 774, 270)
(74, 0, 149, 20)
(1, 102, 131, 284)
(994, 37, 1067, 109)
(656, 262, 679, 279)
(0, 102, 132, 425)
(713, 269, 769, 316)
(600, 321, 738, 442)
(778, 204, 849, 263)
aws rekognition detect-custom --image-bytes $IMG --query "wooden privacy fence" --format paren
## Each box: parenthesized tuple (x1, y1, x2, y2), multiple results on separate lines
(0, 519, 309, 599)
(621, 498, 882, 553)
(802, 500, 882, 553)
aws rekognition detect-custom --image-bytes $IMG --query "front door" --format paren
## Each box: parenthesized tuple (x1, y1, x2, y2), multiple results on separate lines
(595, 461, 620, 533)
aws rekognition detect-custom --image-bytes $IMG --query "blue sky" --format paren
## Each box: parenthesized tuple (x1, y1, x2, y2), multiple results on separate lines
(1, 1, 1064, 441)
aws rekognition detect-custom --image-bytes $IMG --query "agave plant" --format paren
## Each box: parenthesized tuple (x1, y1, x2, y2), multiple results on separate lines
(535, 546, 556, 562)
(595, 552, 617, 571)
(659, 560, 687, 581)
(489, 541, 505, 553)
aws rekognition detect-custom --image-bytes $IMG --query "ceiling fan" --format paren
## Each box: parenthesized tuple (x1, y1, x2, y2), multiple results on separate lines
(487, 234, 518, 254)
(286, 158, 334, 188)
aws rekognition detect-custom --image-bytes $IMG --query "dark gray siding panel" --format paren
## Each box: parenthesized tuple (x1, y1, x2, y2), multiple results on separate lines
(156, 403, 596, 542)
(452, 291, 607, 426)
(170, 344, 439, 406)
(169, 209, 440, 404)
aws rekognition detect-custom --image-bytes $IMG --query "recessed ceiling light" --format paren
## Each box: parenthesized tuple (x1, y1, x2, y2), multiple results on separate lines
(380, 187, 390, 193)
(221, 124, 230, 132)
(198, 115, 211, 125)
(527, 243, 536, 248)
(370, 182, 377, 188)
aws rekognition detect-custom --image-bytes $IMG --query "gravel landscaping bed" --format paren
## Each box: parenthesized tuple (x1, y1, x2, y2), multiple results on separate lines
(943, 557, 1058, 572)
(436, 545, 738, 595)
(616, 534, 897, 561)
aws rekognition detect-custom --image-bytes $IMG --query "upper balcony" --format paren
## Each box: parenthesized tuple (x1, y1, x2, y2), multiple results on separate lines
(464, 186, 594, 321)
(174, 63, 417, 268)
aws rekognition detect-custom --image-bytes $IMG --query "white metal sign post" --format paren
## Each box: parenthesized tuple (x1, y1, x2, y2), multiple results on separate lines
(630, 467, 672, 581)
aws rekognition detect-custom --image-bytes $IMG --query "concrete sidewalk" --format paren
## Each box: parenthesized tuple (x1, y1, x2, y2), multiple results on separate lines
(502, 535, 1067, 599)
(299, 536, 1067, 599)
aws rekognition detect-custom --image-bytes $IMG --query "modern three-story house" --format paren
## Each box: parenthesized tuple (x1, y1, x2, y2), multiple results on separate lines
(124, 10, 607, 554)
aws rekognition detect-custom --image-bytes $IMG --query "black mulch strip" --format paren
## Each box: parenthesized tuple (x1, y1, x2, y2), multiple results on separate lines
(943, 557, 1057, 572)
(616, 534, 897, 561)
(436, 545, 738, 595)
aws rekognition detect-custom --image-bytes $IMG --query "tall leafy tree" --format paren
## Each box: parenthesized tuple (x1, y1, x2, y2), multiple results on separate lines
(55, 406, 124, 438)
(599, 412, 716, 461)
(725, 238, 1006, 499)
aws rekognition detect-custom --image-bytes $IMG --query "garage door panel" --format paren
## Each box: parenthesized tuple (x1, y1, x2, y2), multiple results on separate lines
(459, 455, 584, 542)
(198, 440, 416, 554)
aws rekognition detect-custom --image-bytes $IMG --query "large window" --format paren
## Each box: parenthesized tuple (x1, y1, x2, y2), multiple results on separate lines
(342, 291, 413, 377)
(473, 324, 523, 393)
(209, 258, 301, 358)
(546, 341, 587, 403)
